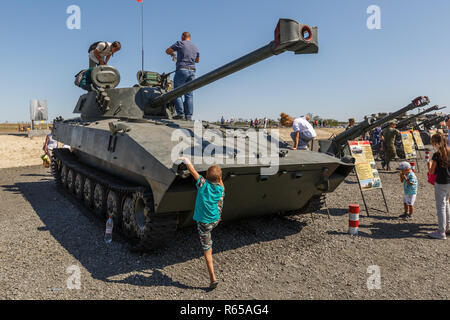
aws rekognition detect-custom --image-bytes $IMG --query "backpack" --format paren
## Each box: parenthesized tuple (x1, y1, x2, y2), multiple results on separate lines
(74, 69, 87, 87)
(88, 41, 109, 53)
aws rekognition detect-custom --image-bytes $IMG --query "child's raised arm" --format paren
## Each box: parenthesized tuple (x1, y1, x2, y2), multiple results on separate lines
(178, 157, 200, 182)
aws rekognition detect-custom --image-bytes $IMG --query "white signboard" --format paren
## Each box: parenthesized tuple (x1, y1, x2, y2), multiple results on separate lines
(30, 100, 48, 121)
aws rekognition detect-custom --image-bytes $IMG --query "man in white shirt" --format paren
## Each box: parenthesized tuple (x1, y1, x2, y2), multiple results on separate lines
(89, 41, 121, 68)
(290, 115, 317, 150)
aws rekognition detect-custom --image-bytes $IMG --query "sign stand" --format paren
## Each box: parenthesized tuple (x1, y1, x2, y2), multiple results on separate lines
(347, 141, 390, 217)
(352, 167, 389, 217)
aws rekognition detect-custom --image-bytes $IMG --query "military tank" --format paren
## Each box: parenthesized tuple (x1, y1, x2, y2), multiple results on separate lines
(51, 18, 354, 249)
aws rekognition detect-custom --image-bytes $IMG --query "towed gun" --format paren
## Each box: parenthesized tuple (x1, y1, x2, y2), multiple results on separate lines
(395, 105, 442, 131)
(75, 19, 319, 120)
(415, 114, 446, 130)
(318, 96, 430, 157)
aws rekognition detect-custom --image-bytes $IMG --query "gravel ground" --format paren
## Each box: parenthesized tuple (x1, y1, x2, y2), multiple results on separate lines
(0, 151, 449, 300)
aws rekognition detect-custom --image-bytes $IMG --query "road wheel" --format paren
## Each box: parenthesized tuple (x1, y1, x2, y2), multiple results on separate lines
(93, 183, 107, 218)
(60, 165, 68, 187)
(74, 173, 85, 200)
(51, 154, 62, 188)
(131, 191, 178, 250)
(66, 169, 75, 192)
(122, 196, 137, 239)
(106, 190, 122, 228)
(83, 178, 94, 208)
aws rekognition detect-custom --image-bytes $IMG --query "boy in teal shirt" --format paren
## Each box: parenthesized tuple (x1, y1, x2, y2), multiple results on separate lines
(397, 162, 418, 219)
(179, 157, 225, 290)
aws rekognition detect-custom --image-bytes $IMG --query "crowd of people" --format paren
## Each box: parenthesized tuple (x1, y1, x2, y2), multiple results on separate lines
(219, 116, 272, 128)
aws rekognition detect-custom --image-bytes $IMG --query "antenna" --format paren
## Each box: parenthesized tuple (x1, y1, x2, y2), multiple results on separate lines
(137, 0, 144, 71)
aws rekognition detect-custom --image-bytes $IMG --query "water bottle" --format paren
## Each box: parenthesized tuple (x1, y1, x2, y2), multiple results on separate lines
(104, 216, 113, 244)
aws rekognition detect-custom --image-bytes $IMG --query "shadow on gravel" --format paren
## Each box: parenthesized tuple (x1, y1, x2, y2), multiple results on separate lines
(362, 221, 436, 239)
(1, 184, 24, 195)
(327, 208, 349, 217)
(21, 174, 50, 177)
(3, 179, 308, 292)
(328, 222, 436, 240)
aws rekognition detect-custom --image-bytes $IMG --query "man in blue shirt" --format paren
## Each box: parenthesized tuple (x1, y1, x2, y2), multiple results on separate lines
(166, 32, 200, 120)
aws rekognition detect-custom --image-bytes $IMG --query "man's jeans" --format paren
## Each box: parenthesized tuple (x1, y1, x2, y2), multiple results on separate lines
(434, 183, 450, 233)
(174, 69, 195, 119)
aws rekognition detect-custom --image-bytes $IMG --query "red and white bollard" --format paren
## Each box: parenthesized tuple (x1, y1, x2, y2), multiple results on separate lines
(348, 204, 360, 236)
(425, 151, 430, 163)
(409, 162, 416, 173)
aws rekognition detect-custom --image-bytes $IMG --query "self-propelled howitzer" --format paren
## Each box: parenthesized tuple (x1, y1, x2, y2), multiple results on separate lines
(51, 19, 355, 250)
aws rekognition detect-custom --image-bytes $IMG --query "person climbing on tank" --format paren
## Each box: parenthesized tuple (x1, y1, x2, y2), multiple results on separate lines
(280, 113, 317, 150)
(88, 41, 121, 68)
(166, 32, 200, 120)
(177, 157, 224, 290)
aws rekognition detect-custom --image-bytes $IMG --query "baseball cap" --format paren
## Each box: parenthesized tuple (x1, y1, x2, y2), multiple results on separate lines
(397, 162, 411, 171)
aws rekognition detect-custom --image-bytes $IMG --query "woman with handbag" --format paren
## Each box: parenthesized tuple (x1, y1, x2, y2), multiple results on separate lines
(427, 133, 450, 240)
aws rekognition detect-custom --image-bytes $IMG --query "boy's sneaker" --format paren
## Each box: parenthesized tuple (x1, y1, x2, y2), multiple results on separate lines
(404, 215, 412, 220)
(428, 231, 447, 240)
(399, 213, 409, 219)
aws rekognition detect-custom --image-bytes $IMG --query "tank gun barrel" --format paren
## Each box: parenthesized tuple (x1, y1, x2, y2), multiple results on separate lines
(395, 105, 440, 130)
(149, 19, 318, 110)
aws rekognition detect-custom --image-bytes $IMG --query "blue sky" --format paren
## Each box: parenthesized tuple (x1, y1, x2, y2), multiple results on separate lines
(0, 0, 449, 122)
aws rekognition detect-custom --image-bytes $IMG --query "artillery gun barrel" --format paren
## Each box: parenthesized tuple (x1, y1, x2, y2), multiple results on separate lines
(416, 115, 446, 129)
(319, 96, 429, 157)
(334, 96, 429, 144)
(150, 19, 318, 109)
(396, 105, 440, 130)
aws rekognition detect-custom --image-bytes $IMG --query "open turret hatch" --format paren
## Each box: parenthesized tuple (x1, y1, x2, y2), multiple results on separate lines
(91, 66, 121, 89)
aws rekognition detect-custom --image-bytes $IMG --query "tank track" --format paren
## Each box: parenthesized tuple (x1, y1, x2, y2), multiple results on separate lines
(280, 194, 327, 217)
(51, 148, 178, 250)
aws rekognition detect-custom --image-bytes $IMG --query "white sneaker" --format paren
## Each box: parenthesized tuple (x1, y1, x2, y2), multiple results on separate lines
(428, 231, 447, 240)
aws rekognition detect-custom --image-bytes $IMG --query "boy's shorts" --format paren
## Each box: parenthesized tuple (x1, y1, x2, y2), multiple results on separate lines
(197, 220, 220, 252)
(403, 194, 417, 206)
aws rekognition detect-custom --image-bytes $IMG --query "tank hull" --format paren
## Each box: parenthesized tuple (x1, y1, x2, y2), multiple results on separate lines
(53, 118, 354, 228)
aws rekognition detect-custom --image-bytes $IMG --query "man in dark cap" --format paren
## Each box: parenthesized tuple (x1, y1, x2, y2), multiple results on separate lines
(346, 118, 355, 131)
(381, 120, 401, 170)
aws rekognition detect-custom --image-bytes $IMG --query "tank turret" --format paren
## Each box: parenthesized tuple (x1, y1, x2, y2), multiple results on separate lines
(74, 18, 318, 121)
